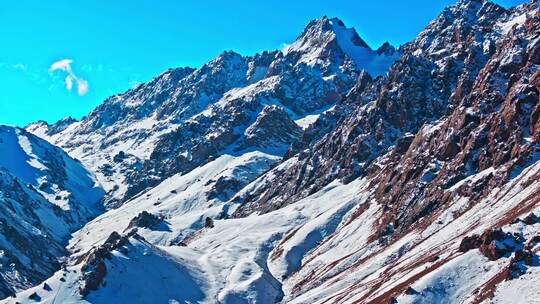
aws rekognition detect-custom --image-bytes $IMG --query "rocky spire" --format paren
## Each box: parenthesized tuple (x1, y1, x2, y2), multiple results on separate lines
(376, 42, 397, 56)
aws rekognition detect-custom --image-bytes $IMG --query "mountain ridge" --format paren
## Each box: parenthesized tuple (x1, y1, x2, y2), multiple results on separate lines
(7, 1, 540, 303)
(26, 16, 398, 208)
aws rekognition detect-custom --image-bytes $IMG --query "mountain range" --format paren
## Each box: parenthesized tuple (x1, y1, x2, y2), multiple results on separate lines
(1, 0, 539, 303)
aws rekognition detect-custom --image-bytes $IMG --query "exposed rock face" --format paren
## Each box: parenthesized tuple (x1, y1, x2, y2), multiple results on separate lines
(459, 229, 521, 260)
(364, 0, 540, 239)
(286, 70, 379, 157)
(239, 105, 302, 151)
(78, 231, 137, 297)
(523, 212, 539, 225)
(28, 292, 40, 301)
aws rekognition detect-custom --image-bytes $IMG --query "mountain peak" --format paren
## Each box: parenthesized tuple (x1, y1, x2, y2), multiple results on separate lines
(296, 16, 371, 50)
(283, 16, 398, 76)
(452, 0, 506, 16)
(376, 41, 397, 56)
(283, 16, 399, 77)
(207, 50, 246, 69)
(216, 50, 242, 59)
(56, 116, 77, 125)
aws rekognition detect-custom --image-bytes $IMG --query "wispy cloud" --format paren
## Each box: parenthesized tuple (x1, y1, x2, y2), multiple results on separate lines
(77, 79, 89, 96)
(49, 59, 89, 96)
(11, 63, 28, 71)
(65, 74, 74, 90)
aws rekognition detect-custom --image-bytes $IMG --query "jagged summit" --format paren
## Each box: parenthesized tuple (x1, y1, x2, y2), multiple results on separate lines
(284, 16, 399, 76)
(26, 116, 78, 138)
(376, 41, 397, 56)
(210, 50, 245, 65)
(26, 116, 77, 128)
(294, 16, 371, 50)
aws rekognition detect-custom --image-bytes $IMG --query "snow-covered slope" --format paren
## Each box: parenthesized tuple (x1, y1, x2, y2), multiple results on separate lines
(0, 126, 104, 299)
(10, 0, 540, 303)
(7, 146, 540, 304)
(7, 163, 374, 303)
(0, 126, 103, 214)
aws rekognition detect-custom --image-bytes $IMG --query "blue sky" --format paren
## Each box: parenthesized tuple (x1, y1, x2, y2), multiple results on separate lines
(0, 0, 527, 126)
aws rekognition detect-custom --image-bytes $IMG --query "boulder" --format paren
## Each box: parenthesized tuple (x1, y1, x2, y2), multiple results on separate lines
(523, 212, 539, 225)
(127, 211, 162, 230)
(205, 217, 215, 229)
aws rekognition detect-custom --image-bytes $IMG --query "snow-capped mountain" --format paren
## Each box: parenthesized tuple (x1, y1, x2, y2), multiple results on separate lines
(0, 126, 103, 299)
(27, 16, 398, 209)
(233, 0, 511, 216)
(8, 0, 540, 303)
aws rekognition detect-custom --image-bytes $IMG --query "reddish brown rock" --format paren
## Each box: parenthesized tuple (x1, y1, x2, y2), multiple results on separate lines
(459, 235, 482, 252)
(459, 229, 519, 261)
(478, 229, 513, 261)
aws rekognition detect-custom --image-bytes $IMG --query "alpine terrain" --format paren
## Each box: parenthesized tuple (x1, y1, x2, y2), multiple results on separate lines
(0, 0, 539, 303)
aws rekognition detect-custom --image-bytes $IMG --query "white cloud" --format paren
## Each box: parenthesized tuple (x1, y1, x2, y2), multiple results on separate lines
(77, 79, 89, 96)
(50, 59, 73, 73)
(49, 59, 89, 96)
(65, 75, 74, 90)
